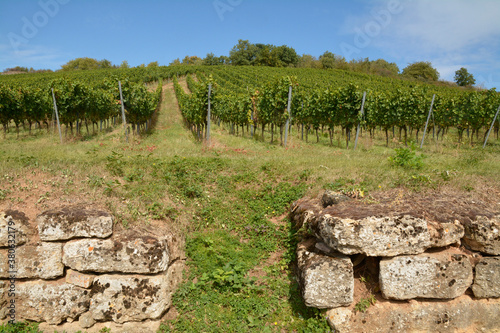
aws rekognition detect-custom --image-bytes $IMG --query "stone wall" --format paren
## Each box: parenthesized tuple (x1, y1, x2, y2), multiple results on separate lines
(0, 207, 184, 332)
(291, 192, 500, 332)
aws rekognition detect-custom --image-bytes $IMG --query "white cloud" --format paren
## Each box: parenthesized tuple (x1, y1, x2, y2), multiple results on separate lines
(0, 43, 67, 70)
(341, 0, 500, 56)
(339, 0, 500, 88)
(390, 0, 500, 54)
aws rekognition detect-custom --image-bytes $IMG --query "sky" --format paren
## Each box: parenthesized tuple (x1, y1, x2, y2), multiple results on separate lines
(1, 0, 499, 89)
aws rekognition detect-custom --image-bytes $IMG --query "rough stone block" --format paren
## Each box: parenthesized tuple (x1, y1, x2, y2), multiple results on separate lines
(89, 275, 170, 323)
(462, 215, 500, 255)
(0, 242, 64, 279)
(66, 269, 95, 289)
(7, 281, 90, 324)
(78, 311, 95, 329)
(316, 215, 431, 256)
(37, 206, 113, 241)
(428, 220, 464, 248)
(380, 250, 473, 300)
(321, 190, 350, 208)
(62, 231, 169, 274)
(297, 241, 353, 308)
(327, 295, 500, 333)
(0, 210, 29, 247)
(472, 256, 500, 298)
(326, 307, 352, 332)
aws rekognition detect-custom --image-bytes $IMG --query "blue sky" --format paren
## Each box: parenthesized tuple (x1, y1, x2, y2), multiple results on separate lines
(1, 0, 499, 89)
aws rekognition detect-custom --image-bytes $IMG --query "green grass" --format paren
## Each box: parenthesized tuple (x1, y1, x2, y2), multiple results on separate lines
(0, 79, 499, 332)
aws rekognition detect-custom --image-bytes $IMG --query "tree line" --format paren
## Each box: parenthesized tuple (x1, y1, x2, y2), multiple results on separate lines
(170, 40, 477, 88)
(3, 39, 479, 88)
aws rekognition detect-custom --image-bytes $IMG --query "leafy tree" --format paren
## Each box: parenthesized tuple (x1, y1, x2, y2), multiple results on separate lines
(61, 57, 114, 71)
(98, 59, 113, 69)
(120, 60, 130, 69)
(320, 51, 337, 69)
(253, 44, 274, 66)
(319, 51, 347, 70)
(182, 55, 202, 65)
(3, 66, 29, 73)
(402, 61, 439, 81)
(370, 59, 399, 76)
(147, 61, 159, 68)
(203, 53, 225, 66)
(229, 40, 298, 67)
(297, 54, 321, 68)
(454, 67, 476, 87)
(272, 45, 299, 67)
(218, 55, 230, 65)
(229, 39, 258, 66)
(169, 58, 181, 66)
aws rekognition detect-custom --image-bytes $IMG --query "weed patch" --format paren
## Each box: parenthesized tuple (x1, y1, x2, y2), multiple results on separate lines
(0, 322, 41, 333)
(354, 294, 377, 313)
(389, 143, 425, 169)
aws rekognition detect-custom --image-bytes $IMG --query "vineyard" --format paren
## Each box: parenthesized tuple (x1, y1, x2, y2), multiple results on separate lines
(1, 64, 500, 333)
(174, 66, 500, 148)
(0, 66, 196, 138)
(1, 65, 499, 147)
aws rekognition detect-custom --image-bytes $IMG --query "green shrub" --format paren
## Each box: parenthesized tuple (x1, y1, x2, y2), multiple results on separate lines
(389, 143, 424, 169)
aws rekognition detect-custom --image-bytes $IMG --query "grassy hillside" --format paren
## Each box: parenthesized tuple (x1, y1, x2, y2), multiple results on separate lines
(0, 73, 499, 332)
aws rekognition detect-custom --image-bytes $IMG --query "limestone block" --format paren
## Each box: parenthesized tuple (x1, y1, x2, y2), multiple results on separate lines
(427, 220, 464, 248)
(462, 215, 500, 255)
(11, 281, 90, 324)
(472, 256, 500, 298)
(297, 242, 353, 308)
(327, 295, 500, 333)
(326, 307, 352, 332)
(316, 215, 431, 256)
(0, 242, 64, 279)
(89, 275, 170, 323)
(37, 206, 113, 241)
(380, 251, 473, 300)
(0, 210, 29, 247)
(63, 232, 169, 274)
(66, 269, 95, 289)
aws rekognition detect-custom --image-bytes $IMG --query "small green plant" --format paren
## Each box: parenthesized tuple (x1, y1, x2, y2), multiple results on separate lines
(103, 179, 121, 196)
(147, 202, 177, 220)
(463, 185, 474, 192)
(359, 275, 369, 283)
(106, 151, 125, 176)
(354, 294, 376, 313)
(99, 327, 112, 333)
(299, 169, 312, 181)
(0, 188, 10, 201)
(389, 143, 424, 169)
(18, 155, 39, 167)
(197, 261, 258, 292)
(407, 173, 433, 188)
(124, 168, 145, 182)
(438, 169, 456, 181)
(86, 175, 105, 188)
(0, 321, 42, 333)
